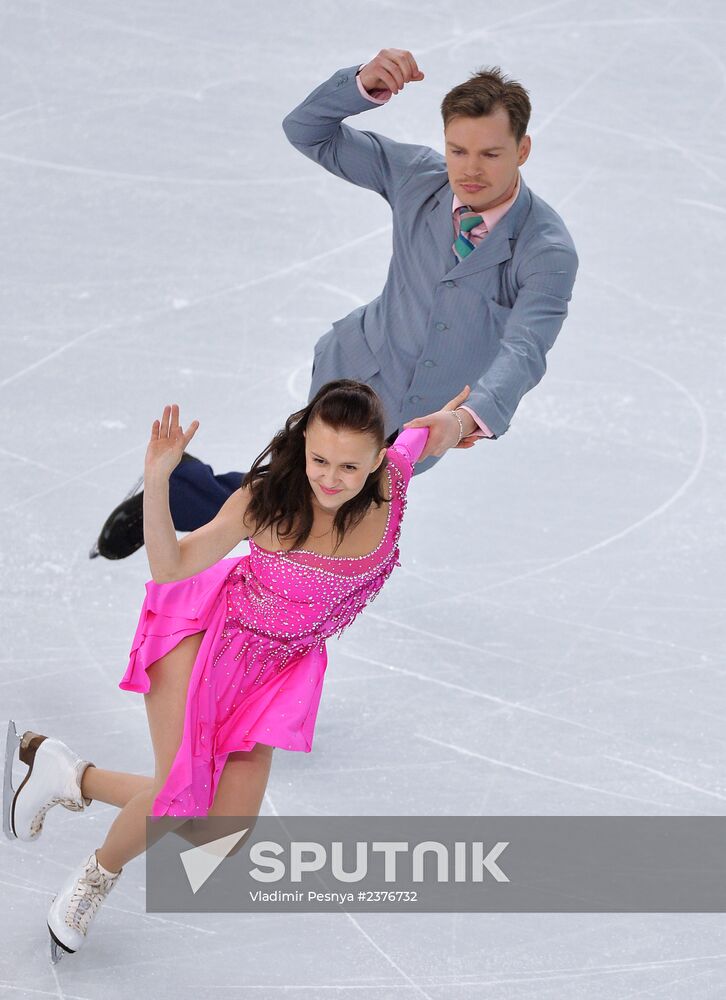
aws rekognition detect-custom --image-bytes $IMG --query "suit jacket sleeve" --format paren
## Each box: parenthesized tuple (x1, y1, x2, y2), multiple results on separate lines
(282, 65, 431, 205)
(465, 242, 579, 437)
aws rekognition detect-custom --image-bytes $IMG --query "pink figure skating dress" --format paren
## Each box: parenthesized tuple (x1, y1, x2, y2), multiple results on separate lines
(118, 427, 428, 816)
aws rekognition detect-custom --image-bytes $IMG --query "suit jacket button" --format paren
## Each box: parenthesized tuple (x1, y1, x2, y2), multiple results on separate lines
(423, 360, 435, 367)
(444, 280, 456, 288)
(435, 322, 448, 331)
(410, 394, 422, 403)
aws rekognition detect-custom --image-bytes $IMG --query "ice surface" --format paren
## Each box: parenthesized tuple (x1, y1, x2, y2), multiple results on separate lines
(1, 0, 725, 996)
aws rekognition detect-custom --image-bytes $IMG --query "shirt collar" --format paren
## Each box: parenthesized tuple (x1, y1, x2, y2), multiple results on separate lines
(452, 173, 521, 232)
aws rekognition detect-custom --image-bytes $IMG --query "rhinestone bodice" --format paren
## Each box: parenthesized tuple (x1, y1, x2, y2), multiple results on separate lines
(221, 452, 408, 652)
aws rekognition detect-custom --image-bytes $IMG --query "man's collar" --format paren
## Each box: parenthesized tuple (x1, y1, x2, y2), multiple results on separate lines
(452, 173, 521, 232)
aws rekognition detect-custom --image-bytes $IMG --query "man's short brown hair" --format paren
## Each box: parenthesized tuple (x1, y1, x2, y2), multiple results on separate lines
(441, 67, 531, 143)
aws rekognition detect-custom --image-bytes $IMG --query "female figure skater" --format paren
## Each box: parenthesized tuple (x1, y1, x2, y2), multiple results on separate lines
(3, 379, 468, 963)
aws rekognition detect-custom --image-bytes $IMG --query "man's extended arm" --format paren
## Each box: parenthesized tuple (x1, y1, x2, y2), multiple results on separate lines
(403, 243, 578, 457)
(465, 243, 579, 438)
(281, 64, 430, 205)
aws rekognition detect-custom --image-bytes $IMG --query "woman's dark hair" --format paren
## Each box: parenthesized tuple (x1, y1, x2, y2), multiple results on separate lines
(242, 379, 389, 552)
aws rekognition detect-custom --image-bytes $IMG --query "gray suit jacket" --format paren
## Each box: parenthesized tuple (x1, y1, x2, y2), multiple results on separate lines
(283, 65, 578, 474)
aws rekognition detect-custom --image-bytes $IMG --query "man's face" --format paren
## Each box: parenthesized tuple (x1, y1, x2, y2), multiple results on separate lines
(444, 107, 531, 213)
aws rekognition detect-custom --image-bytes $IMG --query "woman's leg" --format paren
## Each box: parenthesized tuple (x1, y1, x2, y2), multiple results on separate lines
(80, 768, 153, 809)
(208, 744, 274, 817)
(203, 743, 275, 857)
(94, 632, 205, 874)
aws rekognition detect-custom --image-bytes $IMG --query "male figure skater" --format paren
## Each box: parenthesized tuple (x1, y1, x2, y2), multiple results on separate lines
(93, 48, 577, 559)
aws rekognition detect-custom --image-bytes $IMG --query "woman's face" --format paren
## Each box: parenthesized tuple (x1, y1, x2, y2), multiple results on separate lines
(303, 418, 387, 512)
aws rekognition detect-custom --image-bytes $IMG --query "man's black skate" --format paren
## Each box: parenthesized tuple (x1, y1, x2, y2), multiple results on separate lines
(89, 454, 200, 561)
(89, 476, 144, 560)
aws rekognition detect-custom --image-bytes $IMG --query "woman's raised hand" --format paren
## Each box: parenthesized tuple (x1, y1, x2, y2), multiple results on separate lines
(145, 404, 199, 481)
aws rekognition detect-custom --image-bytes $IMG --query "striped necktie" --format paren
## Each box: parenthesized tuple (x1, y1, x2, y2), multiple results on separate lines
(453, 206, 487, 261)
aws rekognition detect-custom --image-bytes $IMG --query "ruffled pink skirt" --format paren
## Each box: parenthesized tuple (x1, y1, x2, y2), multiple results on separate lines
(118, 557, 328, 816)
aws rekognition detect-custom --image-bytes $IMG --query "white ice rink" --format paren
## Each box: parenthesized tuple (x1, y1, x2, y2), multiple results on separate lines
(2, 0, 725, 996)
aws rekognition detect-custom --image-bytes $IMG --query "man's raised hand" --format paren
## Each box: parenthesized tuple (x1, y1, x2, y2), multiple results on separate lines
(145, 404, 199, 481)
(359, 49, 424, 96)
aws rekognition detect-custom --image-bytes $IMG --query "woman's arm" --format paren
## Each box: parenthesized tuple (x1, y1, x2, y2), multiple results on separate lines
(390, 426, 429, 468)
(143, 404, 253, 583)
(147, 483, 253, 584)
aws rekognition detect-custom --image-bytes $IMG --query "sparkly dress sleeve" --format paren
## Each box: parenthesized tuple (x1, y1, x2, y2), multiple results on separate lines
(388, 427, 429, 487)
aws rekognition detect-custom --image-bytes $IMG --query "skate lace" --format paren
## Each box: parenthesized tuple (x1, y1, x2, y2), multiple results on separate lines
(67, 867, 117, 934)
(29, 795, 74, 837)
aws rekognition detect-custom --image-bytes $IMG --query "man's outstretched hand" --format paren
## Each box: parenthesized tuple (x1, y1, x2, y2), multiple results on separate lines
(359, 49, 424, 96)
(403, 387, 481, 463)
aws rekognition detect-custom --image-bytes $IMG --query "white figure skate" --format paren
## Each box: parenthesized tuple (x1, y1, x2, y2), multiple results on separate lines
(47, 851, 123, 963)
(2, 721, 95, 842)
